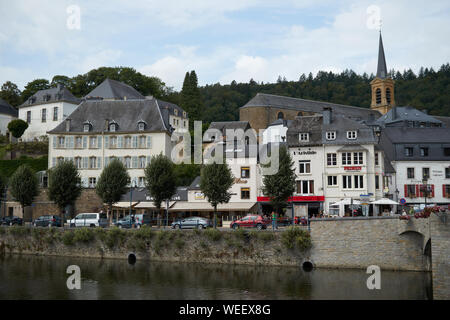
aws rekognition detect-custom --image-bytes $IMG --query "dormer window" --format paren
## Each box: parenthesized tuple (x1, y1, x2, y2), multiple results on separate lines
(109, 121, 118, 132)
(347, 131, 357, 139)
(183, 111, 187, 118)
(83, 121, 92, 133)
(326, 131, 336, 140)
(174, 109, 178, 116)
(299, 133, 309, 142)
(137, 120, 146, 131)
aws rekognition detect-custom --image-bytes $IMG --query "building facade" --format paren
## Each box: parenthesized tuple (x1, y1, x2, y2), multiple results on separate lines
(0, 98, 17, 136)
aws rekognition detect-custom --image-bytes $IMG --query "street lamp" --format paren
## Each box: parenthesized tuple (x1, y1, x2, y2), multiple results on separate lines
(395, 188, 400, 214)
(422, 177, 428, 209)
(129, 179, 136, 228)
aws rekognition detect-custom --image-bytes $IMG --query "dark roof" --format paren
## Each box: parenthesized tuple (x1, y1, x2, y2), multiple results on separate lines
(434, 116, 450, 128)
(208, 121, 250, 132)
(188, 176, 201, 190)
(0, 98, 18, 117)
(381, 127, 450, 144)
(287, 116, 323, 147)
(268, 119, 293, 127)
(19, 85, 81, 108)
(48, 99, 169, 134)
(241, 93, 381, 121)
(120, 187, 188, 202)
(375, 106, 442, 126)
(376, 33, 388, 79)
(156, 99, 188, 119)
(84, 79, 144, 100)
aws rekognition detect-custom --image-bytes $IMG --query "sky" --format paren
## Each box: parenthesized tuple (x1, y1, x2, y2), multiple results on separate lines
(0, 0, 449, 91)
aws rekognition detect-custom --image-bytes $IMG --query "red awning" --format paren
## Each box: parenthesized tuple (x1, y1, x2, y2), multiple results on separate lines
(257, 196, 324, 202)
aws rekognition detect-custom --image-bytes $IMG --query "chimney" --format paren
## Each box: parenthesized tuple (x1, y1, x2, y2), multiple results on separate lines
(104, 119, 109, 131)
(65, 118, 71, 132)
(369, 113, 375, 122)
(392, 107, 397, 120)
(323, 107, 332, 125)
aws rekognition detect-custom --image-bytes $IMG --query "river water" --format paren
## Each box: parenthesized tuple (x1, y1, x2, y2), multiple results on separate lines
(0, 255, 432, 300)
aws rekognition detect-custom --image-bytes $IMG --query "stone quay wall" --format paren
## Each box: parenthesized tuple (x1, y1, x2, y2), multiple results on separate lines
(430, 213, 450, 300)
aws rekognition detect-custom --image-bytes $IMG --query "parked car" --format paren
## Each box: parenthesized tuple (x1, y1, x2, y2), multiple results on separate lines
(133, 213, 152, 228)
(1, 216, 23, 226)
(115, 215, 136, 229)
(230, 215, 270, 230)
(171, 216, 212, 229)
(33, 215, 62, 227)
(69, 213, 108, 228)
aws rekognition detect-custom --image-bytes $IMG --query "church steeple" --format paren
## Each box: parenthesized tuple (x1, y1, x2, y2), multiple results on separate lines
(370, 32, 395, 115)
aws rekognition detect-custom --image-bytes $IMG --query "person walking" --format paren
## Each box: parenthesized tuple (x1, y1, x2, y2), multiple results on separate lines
(271, 211, 277, 230)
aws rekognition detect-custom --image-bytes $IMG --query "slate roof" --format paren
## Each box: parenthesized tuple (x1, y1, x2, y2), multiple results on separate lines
(48, 99, 169, 134)
(84, 79, 144, 100)
(380, 127, 450, 144)
(0, 98, 18, 117)
(376, 33, 388, 79)
(287, 114, 378, 148)
(156, 99, 188, 119)
(188, 176, 201, 190)
(19, 85, 81, 108)
(267, 119, 293, 127)
(241, 93, 381, 121)
(433, 116, 450, 128)
(375, 106, 443, 126)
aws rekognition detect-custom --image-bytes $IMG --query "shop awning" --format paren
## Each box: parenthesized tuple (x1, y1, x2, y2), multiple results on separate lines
(112, 201, 139, 208)
(370, 198, 398, 205)
(170, 201, 257, 212)
(134, 201, 176, 209)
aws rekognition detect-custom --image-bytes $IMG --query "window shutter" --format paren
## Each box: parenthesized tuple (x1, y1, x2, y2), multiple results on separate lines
(443, 185, 447, 198)
(309, 180, 314, 194)
(431, 185, 435, 198)
(104, 157, 109, 167)
(147, 136, 152, 148)
(415, 185, 420, 198)
(83, 157, 88, 169)
(97, 157, 101, 169)
(147, 156, 151, 166)
(104, 136, 109, 148)
(83, 137, 87, 148)
(53, 136, 57, 148)
(404, 185, 408, 198)
(98, 136, 102, 148)
(118, 136, 123, 148)
(132, 136, 138, 148)
(82, 177, 88, 188)
(65, 137, 69, 148)
(70, 136, 74, 148)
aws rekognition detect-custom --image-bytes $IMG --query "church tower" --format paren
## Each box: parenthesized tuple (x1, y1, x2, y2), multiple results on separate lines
(370, 33, 395, 114)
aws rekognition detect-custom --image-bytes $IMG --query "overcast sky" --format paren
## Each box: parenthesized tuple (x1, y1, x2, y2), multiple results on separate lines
(0, 0, 449, 91)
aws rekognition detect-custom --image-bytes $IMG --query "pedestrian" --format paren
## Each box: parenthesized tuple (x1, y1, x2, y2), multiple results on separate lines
(271, 211, 277, 230)
(402, 209, 407, 216)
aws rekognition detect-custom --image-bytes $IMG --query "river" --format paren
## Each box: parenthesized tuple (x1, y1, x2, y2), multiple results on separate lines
(0, 255, 432, 300)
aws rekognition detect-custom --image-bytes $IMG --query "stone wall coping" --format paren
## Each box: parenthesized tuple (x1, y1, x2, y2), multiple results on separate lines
(310, 216, 399, 222)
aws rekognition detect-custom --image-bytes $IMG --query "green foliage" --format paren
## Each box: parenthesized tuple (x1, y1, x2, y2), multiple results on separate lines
(174, 237, 185, 249)
(262, 145, 296, 213)
(144, 154, 176, 209)
(73, 228, 95, 243)
(7, 119, 28, 139)
(96, 159, 129, 218)
(48, 160, 82, 213)
(133, 225, 155, 240)
(173, 163, 201, 187)
(9, 164, 39, 209)
(0, 172, 6, 194)
(7, 225, 30, 237)
(21, 79, 50, 101)
(102, 227, 127, 248)
(281, 227, 312, 251)
(180, 70, 204, 124)
(0, 81, 22, 106)
(6, 140, 48, 155)
(62, 231, 75, 246)
(232, 228, 248, 241)
(0, 156, 47, 178)
(204, 228, 222, 241)
(249, 230, 275, 242)
(200, 162, 234, 228)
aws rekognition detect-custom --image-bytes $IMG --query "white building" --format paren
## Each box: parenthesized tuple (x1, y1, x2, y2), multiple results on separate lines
(262, 119, 290, 144)
(18, 84, 81, 141)
(48, 98, 184, 188)
(0, 98, 17, 137)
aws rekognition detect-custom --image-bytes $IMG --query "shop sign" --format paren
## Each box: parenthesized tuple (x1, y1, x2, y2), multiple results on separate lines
(194, 192, 205, 200)
(234, 178, 248, 184)
(344, 166, 362, 171)
(298, 150, 317, 155)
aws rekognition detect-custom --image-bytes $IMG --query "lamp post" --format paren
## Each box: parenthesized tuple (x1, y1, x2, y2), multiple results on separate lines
(422, 177, 428, 209)
(129, 180, 135, 228)
(395, 188, 400, 214)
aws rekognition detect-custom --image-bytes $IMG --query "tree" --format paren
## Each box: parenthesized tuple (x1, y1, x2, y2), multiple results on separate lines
(0, 173, 7, 217)
(47, 160, 82, 223)
(200, 162, 234, 228)
(144, 154, 177, 227)
(51, 75, 71, 88)
(261, 145, 296, 214)
(173, 163, 201, 187)
(7, 119, 28, 138)
(21, 79, 50, 101)
(95, 159, 130, 224)
(180, 70, 203, 125)
(9, 165, 39, 219)
(0, 81, 22, 106)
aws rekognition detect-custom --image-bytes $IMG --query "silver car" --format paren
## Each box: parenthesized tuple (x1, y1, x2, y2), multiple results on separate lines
(171, 216, 212, 229)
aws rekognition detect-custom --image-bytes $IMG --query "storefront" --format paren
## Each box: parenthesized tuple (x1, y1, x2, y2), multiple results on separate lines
(257, 196, 325, 218)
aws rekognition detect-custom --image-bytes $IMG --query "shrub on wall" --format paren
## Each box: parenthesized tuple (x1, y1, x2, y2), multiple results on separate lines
(281, 227, 312, 251)
(0, 156, 48, 177)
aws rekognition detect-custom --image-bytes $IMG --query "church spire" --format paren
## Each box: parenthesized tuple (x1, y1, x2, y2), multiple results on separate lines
(376, 32, 388, 79)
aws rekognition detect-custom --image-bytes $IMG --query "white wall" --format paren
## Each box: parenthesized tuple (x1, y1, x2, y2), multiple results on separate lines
(0, 114, 15, 136)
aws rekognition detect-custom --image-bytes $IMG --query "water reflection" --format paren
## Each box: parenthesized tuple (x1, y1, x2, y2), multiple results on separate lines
(0, 255, 432, 300)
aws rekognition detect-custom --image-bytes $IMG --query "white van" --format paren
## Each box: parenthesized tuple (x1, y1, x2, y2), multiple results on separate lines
(69, 213, 108, 228)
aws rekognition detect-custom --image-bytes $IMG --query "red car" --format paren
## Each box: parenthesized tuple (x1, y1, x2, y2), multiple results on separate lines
(231, 215, 270, 230)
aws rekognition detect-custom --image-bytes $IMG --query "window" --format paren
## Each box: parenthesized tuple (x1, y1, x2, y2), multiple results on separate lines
(405, 147, 413, 157)
(375, 175, 380, 189)
(407, 168, 415, 179)
(327, 153, 337, 166)
(41, 108, 46, 122)
(342, 152, 351, 165)
(74, 157, 82, 169)
(420, 147, 429, 157)
(444, 148, 450, 157)
(124, 157, 131, 169)
(347, 131, 357, 139)
(58, 136, 65, 148)
(89, 157, 97, 169)
(326, 131, 336, 140)
(422, 168, 430, 180)
(299, 133, 309, 141)
(89, 136, 97, 148)
(446, 168, 450, 179)
(353, 152, 363, 165)
(342, 176, 352, 189)
(89, 177, 97, 188)
(241, 167, 250, 178)
(138, 122, 145, 131)
(353, 175, 364, 189)
(277, 112, 284, 119)
(53, 107, 58, 121)
(84, 124, 90, 132)
(139, 156, 146, 169)
(444, 185, 450, 198)
(386, 88, 391, 104)
(405, 185, 417, 198)
(56, 157, 64, 165)
(299, 160, 311, 174)
(327, 176, 338, 186)
(110, 136, 117, 148)
(75, 136, 82, 148)
(139, 136, 146, 148)
(241, 188, 250, 199)
(376, 88, 381, 104)
(296, 180, 314, 194)
(27, 111, 31, 123)
(375, 153, 379, 166)
(138, 177, 145, 187)
(125, 136, 132, 148)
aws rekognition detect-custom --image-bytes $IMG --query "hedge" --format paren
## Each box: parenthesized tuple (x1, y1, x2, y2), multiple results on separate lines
(0, 156, 48, 177)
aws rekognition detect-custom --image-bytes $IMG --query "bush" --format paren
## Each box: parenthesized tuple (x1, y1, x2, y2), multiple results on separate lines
(103, 227, 126, 248)
(233, 228, 248, 240)
(133, 225, 154, 240)
(249, 231, 275, 242)
(0, 156, 48, 178)
(281, 227, 311, 251)
(62, 231, 75, 246)
(7, 225, 30, 237)
(204, 228, 222, 241)
(73, 228, 95, 243)
(174, 238, 185, 249)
